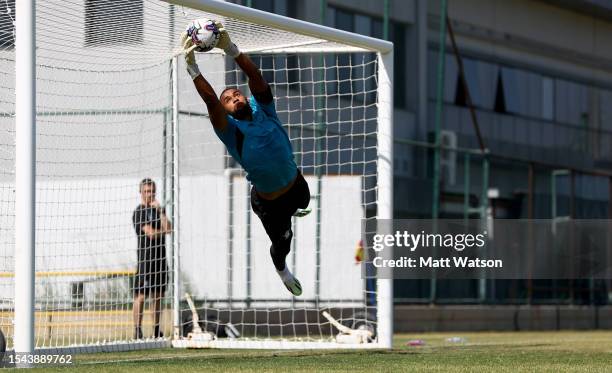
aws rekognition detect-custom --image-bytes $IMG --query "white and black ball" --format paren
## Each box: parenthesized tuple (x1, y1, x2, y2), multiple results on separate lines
(186, 19, 220, 52)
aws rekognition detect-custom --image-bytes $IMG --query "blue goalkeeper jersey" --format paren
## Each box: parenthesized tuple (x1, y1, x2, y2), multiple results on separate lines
(214, 95, 298, 193)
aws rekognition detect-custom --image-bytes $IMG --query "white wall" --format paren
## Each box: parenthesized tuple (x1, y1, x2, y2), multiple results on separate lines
(0, 174, 364, 306)
(179, 174, 364, 303)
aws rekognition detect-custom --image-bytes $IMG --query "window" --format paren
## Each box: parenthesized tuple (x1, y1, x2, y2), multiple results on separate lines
(85, 0, 143, 47)
(371, 18, 384, 39)
(334, 9, 353, 96)
(555, 79, 589, 126)
(0, 0, 15, 49)
(500, 67, 521, 114)
(494, 71, 506, 113)
(427, 52, 562, 121)
(542, 77, 554, 120)
(334, 8, 354, 32)
(499, 67, 552, 119)
(250, 0, 274, 13)
(248, 1, 298, 88)
(327, 6, 408, 108)
(321, 8, 353, 97)
(427, 51, 459, 103)
(454, 58, 498, 110)
(601, 89, 612, 131)
(354, 14, 371, 37)
(251, 0, 294, 19)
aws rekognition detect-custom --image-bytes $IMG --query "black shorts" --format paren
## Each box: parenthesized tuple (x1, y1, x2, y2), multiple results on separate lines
(250, 171, 310, 242)
(134, 258, 168, 296)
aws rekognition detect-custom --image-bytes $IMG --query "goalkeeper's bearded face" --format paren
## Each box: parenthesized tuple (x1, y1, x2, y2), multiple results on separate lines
(220, 88, 252, 120)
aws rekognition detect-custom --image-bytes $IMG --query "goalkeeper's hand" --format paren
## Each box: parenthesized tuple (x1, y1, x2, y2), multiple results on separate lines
(214, 21, 240, 58)
(180, 30, 201, 80)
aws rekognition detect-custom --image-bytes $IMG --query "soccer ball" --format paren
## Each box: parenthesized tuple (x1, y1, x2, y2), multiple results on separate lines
(186, 19, 220, 52)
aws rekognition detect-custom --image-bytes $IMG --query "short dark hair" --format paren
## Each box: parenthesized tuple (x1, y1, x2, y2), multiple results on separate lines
(220, 86, 239, 100)
(139, 178, 155, 192)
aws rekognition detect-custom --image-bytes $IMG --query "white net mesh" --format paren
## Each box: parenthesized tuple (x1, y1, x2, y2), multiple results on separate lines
(176, 51, 379, 346)
(0, 0, 16, 349)
(0, 0, 386, 350)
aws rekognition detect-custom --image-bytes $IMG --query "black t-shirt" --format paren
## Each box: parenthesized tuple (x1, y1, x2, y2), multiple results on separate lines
(132, 204, 166, 262)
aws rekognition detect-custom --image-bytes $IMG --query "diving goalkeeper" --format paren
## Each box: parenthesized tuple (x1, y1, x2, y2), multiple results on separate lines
(180, 21, 310, 296)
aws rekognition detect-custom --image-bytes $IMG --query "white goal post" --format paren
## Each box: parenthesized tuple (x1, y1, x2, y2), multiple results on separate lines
(9, 0, 393, 353)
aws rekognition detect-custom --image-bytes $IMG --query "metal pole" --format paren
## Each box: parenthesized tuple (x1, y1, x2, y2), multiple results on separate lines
(164, 0, 174, 206)
(165, 2, 175, 321)
(15, 0, 36, 357)
(171, 56, 181, 339)
(430, 0, 447, 304)
(226, 169, 234, 307)
(481, 156, 489, 223)
(320, 0, 326, 25)
(163, 59, 173, 225)
(528, 164, 534, 219)
(246, 183, 252, 308)
(163, 112, 168, 206)
(168, 4, 175, 45)
(569, 170, 575, 304)
(608, 177, 612, 301)
(551, 172, 557, 221)
(376, 50, 394, 349)
(383, 0, 390, 40)
(550, 170, 558, 303)
(244, 0, 252, 313)
(609, 176, 612, 219)
(431, 0, 447, 220)
(569, 170, 575, 219)
(527, 163, 534, 304)
(314, 0, 326, 302)
(446, 16, 486, 152)
(291, 127, 302, 309)
(162, 0, 392, 53)
(479, 155, 489, 303)
(463, 153, 470, 221)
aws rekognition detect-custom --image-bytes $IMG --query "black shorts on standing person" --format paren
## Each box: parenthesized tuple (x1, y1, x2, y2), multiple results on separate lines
(132, 205, 168, 296)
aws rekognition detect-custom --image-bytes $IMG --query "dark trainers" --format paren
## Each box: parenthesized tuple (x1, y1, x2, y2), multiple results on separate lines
(154, 326, 164, 338)
(134, 327, 143, 340)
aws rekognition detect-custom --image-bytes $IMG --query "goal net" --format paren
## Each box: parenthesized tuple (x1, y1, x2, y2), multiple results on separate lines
(3, 0, 392, 352)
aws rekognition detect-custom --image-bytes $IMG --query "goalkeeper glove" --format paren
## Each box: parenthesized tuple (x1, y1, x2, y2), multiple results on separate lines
(180, 30, 201, 80)
(214, 21, 240, 58)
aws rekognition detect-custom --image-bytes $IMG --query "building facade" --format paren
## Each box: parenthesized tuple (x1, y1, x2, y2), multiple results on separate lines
(237, 0, 612, 309)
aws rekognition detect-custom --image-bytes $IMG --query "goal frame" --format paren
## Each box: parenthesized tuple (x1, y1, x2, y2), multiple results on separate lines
(14, 0, 394, 353)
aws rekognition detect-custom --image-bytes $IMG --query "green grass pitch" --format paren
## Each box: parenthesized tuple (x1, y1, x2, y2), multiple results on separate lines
(22, 331, 612, 372)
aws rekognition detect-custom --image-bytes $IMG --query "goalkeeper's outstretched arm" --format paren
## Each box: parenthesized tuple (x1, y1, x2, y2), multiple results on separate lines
(179, 20, 269, 130)
(192, 75, 228, 131)
(213, 21, 271, 100)
(235, 53, 271, 101)
(180, 30, 228, 131)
